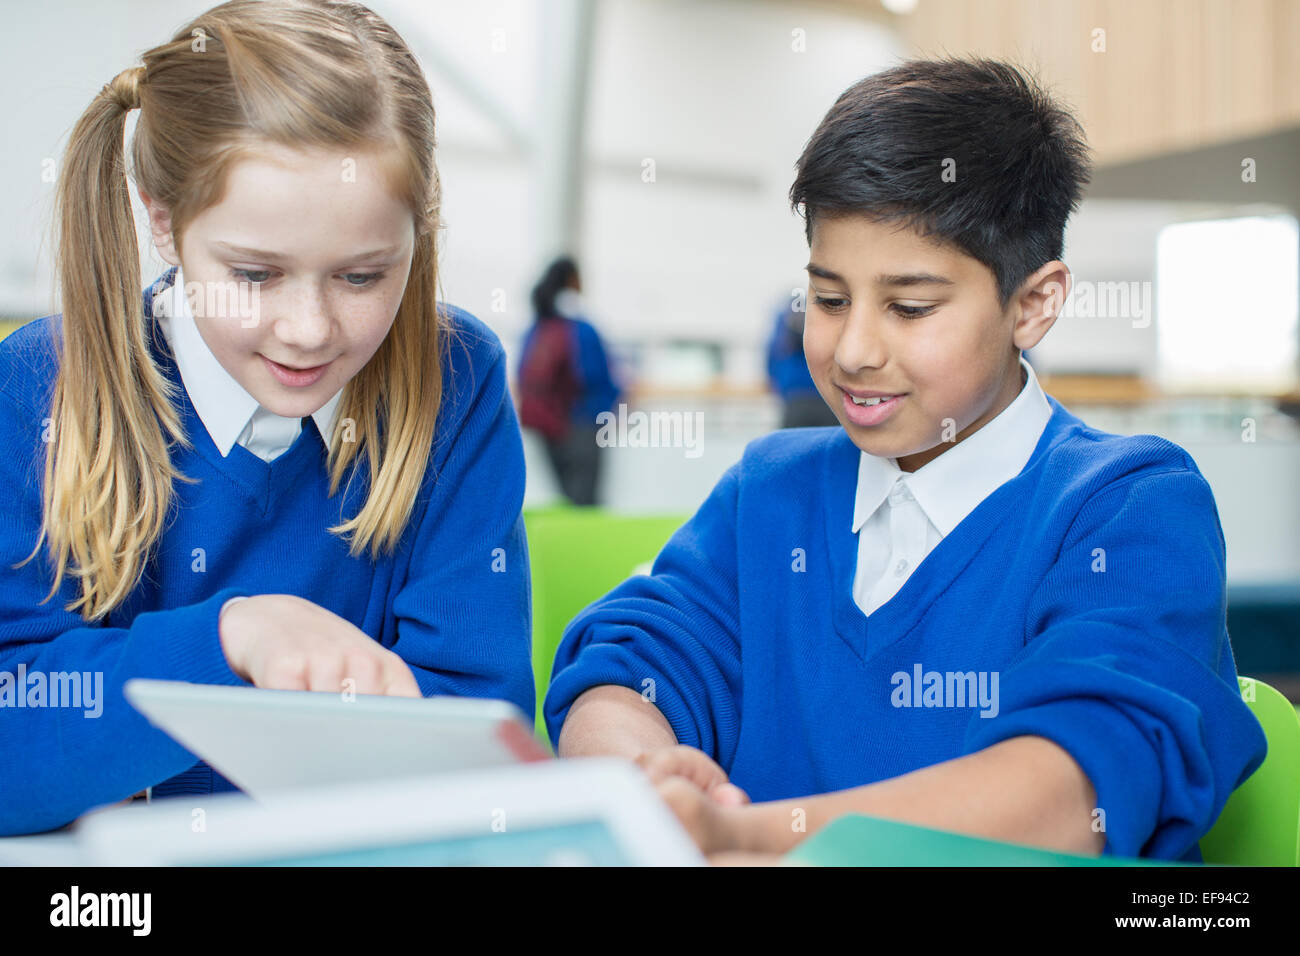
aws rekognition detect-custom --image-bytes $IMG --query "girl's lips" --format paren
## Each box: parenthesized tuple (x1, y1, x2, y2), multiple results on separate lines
(262, 355, 330, 388)
(841, 389, 905, 427)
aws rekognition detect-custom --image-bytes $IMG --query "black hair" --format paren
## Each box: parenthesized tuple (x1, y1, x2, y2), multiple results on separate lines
(531, 255, 580, 321)
(789, 58, 1092, 306)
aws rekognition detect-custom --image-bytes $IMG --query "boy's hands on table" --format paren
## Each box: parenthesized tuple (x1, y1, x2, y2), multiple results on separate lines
(653, 773, 786, 865)
(218, 594, 420, 697)
(557, 687, 783, 863)
(634, 744, 789, 864)
(635, 744, 750, 807)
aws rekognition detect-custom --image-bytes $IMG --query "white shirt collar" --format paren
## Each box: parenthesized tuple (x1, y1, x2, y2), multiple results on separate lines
(851, 355, 1051, 535)
(152, 265, 344, 458)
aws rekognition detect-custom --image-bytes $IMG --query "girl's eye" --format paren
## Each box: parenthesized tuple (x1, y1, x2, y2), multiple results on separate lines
(814, 295, 849, 313)
(227, 269, 386, 287)
(892, 303, 935, 320)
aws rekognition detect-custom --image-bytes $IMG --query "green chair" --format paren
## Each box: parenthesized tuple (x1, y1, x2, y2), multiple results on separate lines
(1198, 676, 1300, 866)
(524, 506, 687, 740)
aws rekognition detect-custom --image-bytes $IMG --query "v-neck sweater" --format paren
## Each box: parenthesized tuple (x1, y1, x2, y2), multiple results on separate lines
(0, 273, 533, 835)
(544, 408, 1267, 861)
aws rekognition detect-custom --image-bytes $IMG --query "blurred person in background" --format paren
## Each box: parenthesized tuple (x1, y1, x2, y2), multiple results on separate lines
(766, 298, 839, 428)
(518, 256, 620, 505)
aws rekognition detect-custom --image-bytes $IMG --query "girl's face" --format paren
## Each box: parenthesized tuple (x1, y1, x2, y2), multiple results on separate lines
(146, 144, 416, 420)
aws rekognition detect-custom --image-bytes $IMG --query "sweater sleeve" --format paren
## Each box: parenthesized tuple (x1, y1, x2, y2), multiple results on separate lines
(544, 463, 743, 765)
(385, 329, 535, 720)
(962, 467, 1267, 859)
(0, 391, 252, 836)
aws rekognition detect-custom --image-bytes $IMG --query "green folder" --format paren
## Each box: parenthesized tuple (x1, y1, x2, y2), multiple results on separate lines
(784, 814, 1175, 867)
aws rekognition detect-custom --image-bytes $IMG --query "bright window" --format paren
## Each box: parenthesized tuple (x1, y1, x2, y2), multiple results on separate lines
(1156, 215, 1299, 391)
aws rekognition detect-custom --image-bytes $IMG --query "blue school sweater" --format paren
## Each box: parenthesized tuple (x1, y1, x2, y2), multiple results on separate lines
(518, 316, 619, 424)
(545, 406, 1267, 861)
(765, 304, 819, 401)
(0, 270, 533, 835)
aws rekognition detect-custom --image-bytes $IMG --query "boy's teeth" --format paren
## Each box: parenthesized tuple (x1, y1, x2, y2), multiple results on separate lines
(851, 395, 887, 406)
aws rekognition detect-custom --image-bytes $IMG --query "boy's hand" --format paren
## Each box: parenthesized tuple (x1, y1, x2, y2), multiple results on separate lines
(634, 744, 751, 806)
(656, 776, 752, 855)
(218, 594, 421, 697)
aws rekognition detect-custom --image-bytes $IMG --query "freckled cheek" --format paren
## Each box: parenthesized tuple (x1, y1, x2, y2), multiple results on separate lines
(230, 326, 269, 353)
(194, 319, 264, 362)
(345, 304, 402, 359)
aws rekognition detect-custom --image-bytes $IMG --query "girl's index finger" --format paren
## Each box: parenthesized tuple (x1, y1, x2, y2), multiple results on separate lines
(381, 663, 422, 698)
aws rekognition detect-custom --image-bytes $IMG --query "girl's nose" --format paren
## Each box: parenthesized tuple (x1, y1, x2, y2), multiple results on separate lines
(274, 282, 333, 353)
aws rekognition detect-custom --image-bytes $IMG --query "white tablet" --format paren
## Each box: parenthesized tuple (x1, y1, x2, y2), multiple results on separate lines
(124, 678, 549, 799)
(76, 759, 704, 866)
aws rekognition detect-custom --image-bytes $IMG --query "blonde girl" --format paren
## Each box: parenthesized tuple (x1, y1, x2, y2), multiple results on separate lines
(0, 0, 531, 835)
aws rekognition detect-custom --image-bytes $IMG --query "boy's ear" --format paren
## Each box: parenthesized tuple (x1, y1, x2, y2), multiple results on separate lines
(1010, 260, 1069, 351)
(138, 190, 180, 266)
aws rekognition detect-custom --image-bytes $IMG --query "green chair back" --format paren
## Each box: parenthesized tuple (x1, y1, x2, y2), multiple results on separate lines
(1199, 676, 1300, 866)
(524, 506, 687, 738)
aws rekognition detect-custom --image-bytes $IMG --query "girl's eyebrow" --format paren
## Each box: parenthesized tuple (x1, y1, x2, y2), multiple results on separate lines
(209, 240, 404, 263)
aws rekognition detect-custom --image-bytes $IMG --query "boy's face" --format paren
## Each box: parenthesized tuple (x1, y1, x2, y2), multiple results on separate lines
(145, 144, 415, 420)
(803, 214, 1041, 472)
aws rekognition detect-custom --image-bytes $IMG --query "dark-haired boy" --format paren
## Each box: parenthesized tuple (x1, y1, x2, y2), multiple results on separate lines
(544, 59, 1264, 861)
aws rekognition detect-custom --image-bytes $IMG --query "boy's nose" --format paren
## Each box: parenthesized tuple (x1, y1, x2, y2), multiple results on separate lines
(834, 309, 888, 373)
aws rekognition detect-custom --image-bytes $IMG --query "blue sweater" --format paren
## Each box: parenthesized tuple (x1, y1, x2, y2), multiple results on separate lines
(518, 316, 619, 424)
(0, 274, 533, 835)
(545, 403, 1267, 861)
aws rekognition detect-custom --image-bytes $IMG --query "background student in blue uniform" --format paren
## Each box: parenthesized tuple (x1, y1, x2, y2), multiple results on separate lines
(765, 297, 839, 429)
(517, 256, 620, 505)
(0, 0, 532, 836)
(546, 58, 1266, 861)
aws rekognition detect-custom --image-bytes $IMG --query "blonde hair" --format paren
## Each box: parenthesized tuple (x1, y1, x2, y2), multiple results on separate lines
(20, 0, 446, 621)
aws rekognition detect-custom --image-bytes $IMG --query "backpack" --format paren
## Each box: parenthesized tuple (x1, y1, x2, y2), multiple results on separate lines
(519, 318, 580, 440)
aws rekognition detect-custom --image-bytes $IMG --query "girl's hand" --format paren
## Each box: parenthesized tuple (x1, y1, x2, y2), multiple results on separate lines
(634, 744, 751, 806)
(218, 594, 421, 697)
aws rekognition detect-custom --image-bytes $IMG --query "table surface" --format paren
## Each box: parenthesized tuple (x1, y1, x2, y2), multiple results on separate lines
(2, 812, 1168, 867)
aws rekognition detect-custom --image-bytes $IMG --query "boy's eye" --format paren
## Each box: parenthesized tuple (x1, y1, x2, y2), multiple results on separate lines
(891, 303, 935, 319)
(231, 268, 274, 284)
(813, 295, 849, 313)
(342, 272, 385, 288)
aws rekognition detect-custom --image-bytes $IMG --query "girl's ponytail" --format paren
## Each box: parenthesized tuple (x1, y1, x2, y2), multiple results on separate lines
(19, 64, 193, 620)
(104, 64, 144, 112)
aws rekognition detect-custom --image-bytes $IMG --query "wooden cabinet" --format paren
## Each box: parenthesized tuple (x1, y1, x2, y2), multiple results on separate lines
(885, 0, 1300, 165)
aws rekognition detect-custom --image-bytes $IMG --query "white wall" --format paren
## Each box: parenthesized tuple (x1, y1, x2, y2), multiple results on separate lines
(4, 0, 1296, 584)
(0, 0, 900, 356)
